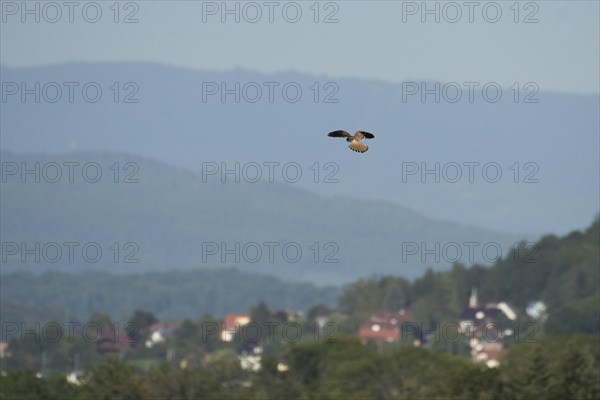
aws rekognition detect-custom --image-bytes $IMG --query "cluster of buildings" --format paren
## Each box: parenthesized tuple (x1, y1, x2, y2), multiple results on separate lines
(0, 288, 517, 373)
(356, 288, 517, 368)
(141, 287, 518, 369)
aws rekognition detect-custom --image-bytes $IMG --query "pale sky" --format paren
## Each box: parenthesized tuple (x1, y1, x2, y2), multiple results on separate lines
(1, 0, 599, 94)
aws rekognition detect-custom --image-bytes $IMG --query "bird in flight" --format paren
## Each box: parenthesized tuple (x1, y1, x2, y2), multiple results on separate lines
(328, 130, 375, 153)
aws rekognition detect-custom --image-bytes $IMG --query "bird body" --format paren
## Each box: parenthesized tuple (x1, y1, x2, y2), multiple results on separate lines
(328, 130, 375, 153)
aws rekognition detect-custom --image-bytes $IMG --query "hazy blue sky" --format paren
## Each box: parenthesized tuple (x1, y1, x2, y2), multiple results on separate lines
(2, 1, 598, 94)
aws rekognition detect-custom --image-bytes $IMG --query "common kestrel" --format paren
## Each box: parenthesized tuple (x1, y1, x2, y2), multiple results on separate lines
(328, 130, 375, 153)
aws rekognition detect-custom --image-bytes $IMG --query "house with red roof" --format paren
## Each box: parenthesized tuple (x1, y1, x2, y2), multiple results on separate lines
(358, 309, 412, 344)
(221, 313, 251, 342)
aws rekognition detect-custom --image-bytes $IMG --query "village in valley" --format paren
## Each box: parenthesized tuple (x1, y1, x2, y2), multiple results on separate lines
(145, 287, 521, 372)
(1, 220, 598, 398)
(0, 286, 529, 382)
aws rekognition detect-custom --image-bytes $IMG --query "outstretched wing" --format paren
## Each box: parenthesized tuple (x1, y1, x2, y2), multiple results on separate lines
(328, 130, 352, 138)
(355, 131, 375, 139)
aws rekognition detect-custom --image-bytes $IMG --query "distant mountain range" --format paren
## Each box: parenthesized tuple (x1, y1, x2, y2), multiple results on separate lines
(1, 151, 523, 284)
(1, 62, 598, 235)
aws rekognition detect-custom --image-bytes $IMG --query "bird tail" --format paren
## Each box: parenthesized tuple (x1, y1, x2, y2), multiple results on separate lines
(349, 142, 368, 153)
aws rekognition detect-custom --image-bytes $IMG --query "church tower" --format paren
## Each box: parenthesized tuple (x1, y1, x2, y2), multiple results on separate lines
(469, 287, 478, 308)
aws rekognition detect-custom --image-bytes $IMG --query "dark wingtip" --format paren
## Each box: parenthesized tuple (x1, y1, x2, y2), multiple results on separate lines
(328, 130, 350, 138)
(359, 131, 375, 139)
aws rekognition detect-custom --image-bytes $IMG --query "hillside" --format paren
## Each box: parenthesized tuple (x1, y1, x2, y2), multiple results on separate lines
(1, 217, 596, 336)
(0, 150, 522, 284)
(0, 267, 340, 327)
(336, 217, 600, 335)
